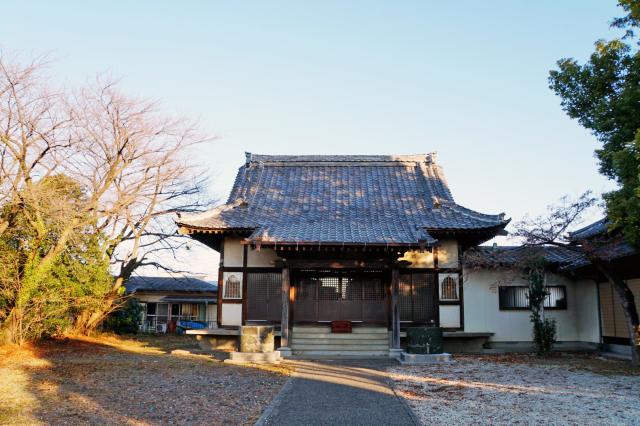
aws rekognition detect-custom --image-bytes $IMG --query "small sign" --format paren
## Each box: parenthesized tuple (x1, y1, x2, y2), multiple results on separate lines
(331, 321, 352, 333)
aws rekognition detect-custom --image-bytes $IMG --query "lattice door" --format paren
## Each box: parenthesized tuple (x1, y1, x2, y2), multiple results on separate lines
(399, 272, 436, 323)
(246, 272, 282, 322)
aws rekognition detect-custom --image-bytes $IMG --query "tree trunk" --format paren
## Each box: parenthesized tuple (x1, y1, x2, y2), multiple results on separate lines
(594, 262, 640, 365)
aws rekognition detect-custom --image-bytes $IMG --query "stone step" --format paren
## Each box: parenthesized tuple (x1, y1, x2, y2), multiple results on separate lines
(291, 333, 388, 340)
(291, 326, 388, 334)
(291, 338, 388, 346)
(291, 350, 389, 357)
(291, 343, 389, 351)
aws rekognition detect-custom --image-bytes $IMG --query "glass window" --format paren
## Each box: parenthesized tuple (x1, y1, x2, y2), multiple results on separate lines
(499, 286, 567, 310)
(146, 303, 156, 316)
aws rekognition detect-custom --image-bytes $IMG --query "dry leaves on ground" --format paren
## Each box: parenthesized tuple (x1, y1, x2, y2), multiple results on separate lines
(0, 334, 291, 426)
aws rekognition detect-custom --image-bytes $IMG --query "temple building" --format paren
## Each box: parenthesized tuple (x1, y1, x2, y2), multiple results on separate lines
(176, 153, 604, 357)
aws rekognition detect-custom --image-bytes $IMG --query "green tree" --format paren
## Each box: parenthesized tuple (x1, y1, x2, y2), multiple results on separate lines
(549, 1, 640, 246)
(549, 0, 640, 364)
(0, 175, 113, 344)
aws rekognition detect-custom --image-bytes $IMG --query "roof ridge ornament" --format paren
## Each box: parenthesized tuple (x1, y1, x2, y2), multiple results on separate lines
(245, 152, 252, 166)
(426, 152, 437, 165)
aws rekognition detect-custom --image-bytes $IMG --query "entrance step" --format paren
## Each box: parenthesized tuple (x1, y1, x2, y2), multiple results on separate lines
(292, 341, 389, 352)
(291, 334, 389, 341)
(290, 326, 390, 357)
(291, 350, 389, 357)
(292, 326, 388, 334)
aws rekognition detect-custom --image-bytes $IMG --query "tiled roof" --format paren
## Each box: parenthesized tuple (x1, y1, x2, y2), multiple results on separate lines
(569, 218, 609, 241)
(464, 245, 586, 268)
(177, 153, 509, 245)
(125, 276, 217, 293)
(566, 218, 636, 268)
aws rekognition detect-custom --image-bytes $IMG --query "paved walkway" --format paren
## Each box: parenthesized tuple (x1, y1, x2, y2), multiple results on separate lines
(257, 359, 418, 426)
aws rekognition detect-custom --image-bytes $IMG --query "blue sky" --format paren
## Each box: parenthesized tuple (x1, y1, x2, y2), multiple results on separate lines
(1, 1, 625, 272)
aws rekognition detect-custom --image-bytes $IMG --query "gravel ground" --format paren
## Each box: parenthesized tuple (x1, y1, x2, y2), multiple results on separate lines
(0, 334, 291, 425)
(388, 354, 640, 426)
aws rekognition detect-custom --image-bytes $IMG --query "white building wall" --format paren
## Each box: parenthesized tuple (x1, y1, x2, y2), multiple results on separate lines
(440, 305, 461, 328)
(247, 247, 281, 267)
(221, 304, 242, 326)
(462, 269, 599, 343)
(438, 240, 459, 268)
(223, 237, 244, 267)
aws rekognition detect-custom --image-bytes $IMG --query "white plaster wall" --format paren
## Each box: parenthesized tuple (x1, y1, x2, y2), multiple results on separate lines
(574, 279, 600, 342)
(223, 237, 244, 267)
(438, 240, 459, 268)
(247, 247, 281, 267)
(462, 269, 599, 343)
(440, 305, 461, 328)
(221, 303, 242, 326)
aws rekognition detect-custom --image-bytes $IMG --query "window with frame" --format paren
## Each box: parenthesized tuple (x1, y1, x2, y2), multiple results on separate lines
(223, 273, 243, 299)
(499, 286, 567, 310)
(439, 274, 459, 301)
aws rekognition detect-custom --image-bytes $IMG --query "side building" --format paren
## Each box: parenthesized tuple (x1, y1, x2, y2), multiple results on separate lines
(126, 276, 218, 333)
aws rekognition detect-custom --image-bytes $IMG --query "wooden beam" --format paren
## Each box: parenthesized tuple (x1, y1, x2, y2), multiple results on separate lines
(278, 258, 395, 269)
(280, 266, 291, 350)
(391, 266, 401, 350)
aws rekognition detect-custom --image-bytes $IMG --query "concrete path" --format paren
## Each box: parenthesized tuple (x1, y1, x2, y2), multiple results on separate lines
(256, 359, 418, 426)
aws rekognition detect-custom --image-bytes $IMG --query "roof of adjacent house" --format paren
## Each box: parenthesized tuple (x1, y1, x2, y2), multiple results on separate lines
(566, 218, 636, 268)
(177, 153, 509, 246)
(568, 218, 609, 241)
(125, 276, 217, 294)
(464, 245, 586, 269)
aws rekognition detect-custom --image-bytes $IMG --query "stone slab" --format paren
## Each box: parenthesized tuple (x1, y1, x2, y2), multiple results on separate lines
(398, 352, 453, 365)
(224, 350, 282, 364)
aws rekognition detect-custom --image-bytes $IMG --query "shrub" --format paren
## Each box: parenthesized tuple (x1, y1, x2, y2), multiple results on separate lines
(102, 299, 143, 335)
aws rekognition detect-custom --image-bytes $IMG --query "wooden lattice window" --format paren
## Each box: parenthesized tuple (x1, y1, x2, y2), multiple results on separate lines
(223, 273, 242, 299)
(247, 272, 282, 321)
(399, 272, 436, 323)
(439, 274, 459, 301)
(318, 276, 340, 300)
(363, 278, 385, 300)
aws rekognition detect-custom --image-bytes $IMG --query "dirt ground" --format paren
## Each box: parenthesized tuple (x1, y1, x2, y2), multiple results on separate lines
(388, 353, 640, 426)
(0, 334, 291, 426)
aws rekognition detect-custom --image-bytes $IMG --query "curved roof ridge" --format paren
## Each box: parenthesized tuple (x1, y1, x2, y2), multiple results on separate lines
(247, 153, 437, 164)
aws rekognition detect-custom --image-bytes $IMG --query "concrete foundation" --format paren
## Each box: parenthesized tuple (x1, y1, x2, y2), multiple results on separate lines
(398, 352, 453, 365)
(225, 351, 282, 364)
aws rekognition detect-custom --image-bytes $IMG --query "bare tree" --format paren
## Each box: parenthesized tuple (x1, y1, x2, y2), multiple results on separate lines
(0, 53, 212, 342)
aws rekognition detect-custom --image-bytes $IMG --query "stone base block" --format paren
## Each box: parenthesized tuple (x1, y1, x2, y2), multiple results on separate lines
(196, 335, 239, 351)
(240, 325, 275, 353)
(278, 346, 292, 358)
(224, 351, 282, 364)
(388, 348, 403, 359)
(399, 352, 453, 365)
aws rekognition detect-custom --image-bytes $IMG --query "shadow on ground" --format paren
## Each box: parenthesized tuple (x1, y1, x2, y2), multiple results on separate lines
(0, 335, 290, 425)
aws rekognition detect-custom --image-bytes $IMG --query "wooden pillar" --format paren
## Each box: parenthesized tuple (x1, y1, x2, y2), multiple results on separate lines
(391, 266, 401, 351)
(280, 266, 291, 355)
